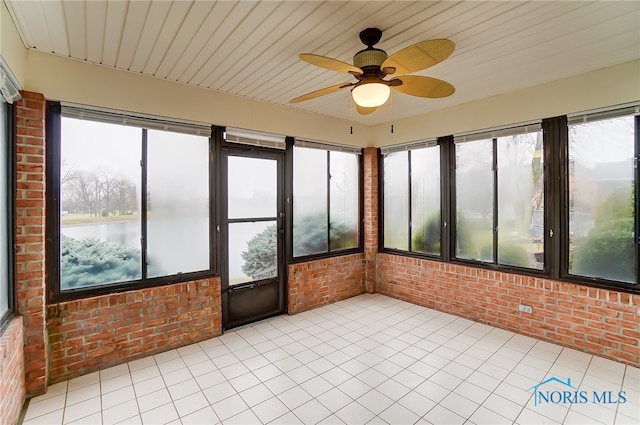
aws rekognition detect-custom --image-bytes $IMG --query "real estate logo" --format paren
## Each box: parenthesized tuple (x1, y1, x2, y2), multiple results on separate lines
(528, 377, 627, 407)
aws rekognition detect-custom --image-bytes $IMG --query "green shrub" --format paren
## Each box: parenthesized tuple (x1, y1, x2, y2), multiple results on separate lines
(241, 224, 278, 280)
(292, 213, 356, 256)
(571, 187, 635, 283)
(60, 235, 142, 289)
(412, 212, 441, 254)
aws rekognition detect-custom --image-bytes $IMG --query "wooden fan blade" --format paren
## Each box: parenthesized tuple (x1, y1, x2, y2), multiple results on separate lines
(290, 82, 352, 103)
(382, 39, 455, 74)
(356, 104, 377, 115)
(299, 53, 363, 75)
(393, 75, 455, 98)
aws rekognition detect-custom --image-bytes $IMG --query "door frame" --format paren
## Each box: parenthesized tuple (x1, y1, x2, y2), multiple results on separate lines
(220, 144, 287, 330)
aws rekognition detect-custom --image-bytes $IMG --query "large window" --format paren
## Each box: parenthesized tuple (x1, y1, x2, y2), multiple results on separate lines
(49, 105, 213, 297)
(0, 97, 13, 328)
(382, 142, 441, 255)
(381, 105, 640, 292)
(454, 127, 544, 269)
(292, 143, 361, 258)
(567, 111, 637, 284)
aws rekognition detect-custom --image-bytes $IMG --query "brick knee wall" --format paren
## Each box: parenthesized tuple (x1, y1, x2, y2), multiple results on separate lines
(288, 253, 366, 314)
(0, 317, 25, 425)
(47, 277, 221, 383)
(377, 253, 640, 366)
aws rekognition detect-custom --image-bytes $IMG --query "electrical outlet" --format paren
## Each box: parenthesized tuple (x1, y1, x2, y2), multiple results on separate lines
(519, 304, 533, 314)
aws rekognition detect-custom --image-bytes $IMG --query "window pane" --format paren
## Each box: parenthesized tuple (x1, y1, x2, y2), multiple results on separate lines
(329, 151, 359, 250)
(455, 139, 493, 261)
(411, 147, 441, 255)
(228, 156, 277, 219)
(229, 221, 277, 284)
(568, 116, 636, 283)
(383, 151, 409, 250)
(60, 118, 142, 289)
(0, 101, 8, 317)
(497, 131, 544, 269)
(293, 147, 328, 256)
(147, 130, 210, 277)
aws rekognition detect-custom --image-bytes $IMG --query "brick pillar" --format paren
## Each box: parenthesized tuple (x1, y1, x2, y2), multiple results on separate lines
(15, 91, 47, 396)
(363, 147, 378, 293)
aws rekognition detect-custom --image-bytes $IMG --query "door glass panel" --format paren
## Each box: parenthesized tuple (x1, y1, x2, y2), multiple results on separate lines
(228, 156, 277, 219)
(229, 221, 278, 285)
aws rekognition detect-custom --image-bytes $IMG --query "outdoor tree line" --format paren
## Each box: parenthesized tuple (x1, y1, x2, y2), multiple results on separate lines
(61, 167, 137, 218)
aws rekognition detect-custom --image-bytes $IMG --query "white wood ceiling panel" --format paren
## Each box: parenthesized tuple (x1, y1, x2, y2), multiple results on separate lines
(215, 1, 321, 93)
(61, 1, 86, 59)
(101, 0, 128, 67)
(196, 1, 283, 89)
(153, 0, 217, 79)
(39, 1, 68, 56)
(127, 0, 172, 73)
(167, 1, 236, 82)
(115, 0, 152, 70)
(187, 1, 261, 86)
(85, 0, 107, 64)
(140, 0, 192, 76)
(4, 0, 639, 126)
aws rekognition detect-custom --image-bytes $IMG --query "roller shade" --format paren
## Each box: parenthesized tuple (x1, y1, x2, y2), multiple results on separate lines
(568, 102, 640, 125)
(294, 138, 362, 155)
(60, 103, 211, 137)
(381, 139, 438, 155)
(454, 122, 541, 144)
(224, 127, 286, 149)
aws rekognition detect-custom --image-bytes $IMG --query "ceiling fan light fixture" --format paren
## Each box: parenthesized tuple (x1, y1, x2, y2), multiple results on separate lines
(352, 82, 390, 108)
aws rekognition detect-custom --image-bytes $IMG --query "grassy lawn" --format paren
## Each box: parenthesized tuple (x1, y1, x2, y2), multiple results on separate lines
(61, 213, 138, 225)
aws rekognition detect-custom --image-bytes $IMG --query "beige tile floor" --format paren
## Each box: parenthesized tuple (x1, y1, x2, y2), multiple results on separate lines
(22, 294, 640, 424)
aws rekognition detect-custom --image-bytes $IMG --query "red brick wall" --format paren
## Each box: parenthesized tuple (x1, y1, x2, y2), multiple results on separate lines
(47, 277, 221, 383)
(288, 254, 365, 314)
(363, 147, 378, 294)
(15, 92, 48, 396)
(0, 317, 25, 425)
(377, 253, 640, 366)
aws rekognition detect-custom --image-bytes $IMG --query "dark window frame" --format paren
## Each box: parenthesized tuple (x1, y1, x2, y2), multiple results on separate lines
(379, 139, 445, 258)
(46, 102, 218, 302)
(451, 127, 547, 274)
(287, 139, 364, 263)
(0, 100, 15, 335)
(557, 112, 639, 291)
(379, 108, 640, 294)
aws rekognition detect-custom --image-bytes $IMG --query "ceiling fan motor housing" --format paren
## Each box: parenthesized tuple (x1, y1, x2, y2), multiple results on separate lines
(353, 48, 388, 69)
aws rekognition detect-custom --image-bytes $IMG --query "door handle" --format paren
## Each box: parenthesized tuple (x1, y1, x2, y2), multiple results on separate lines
(229, 283, 256, 292)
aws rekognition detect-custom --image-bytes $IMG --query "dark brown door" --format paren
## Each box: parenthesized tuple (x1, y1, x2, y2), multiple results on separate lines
(221, 149, 285, 329)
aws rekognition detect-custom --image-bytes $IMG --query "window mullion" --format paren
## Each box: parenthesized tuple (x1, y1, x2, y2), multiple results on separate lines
(408, 150, 413, 252)
(326, 150, 331, 252)
(141, 129, 148, 280)
(492, 138, 498, 264)
(635, 115, 640, 285)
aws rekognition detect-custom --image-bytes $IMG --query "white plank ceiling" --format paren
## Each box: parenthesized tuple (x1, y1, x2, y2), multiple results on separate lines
(5, 0, 640, 125)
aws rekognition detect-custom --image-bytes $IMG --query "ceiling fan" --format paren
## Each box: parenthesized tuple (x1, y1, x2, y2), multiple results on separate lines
(290, 28, 456, 115)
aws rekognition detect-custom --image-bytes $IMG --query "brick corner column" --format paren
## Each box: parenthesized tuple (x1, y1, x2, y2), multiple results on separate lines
(15, 91, 48, 396)
(363, 147, 379, 294)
